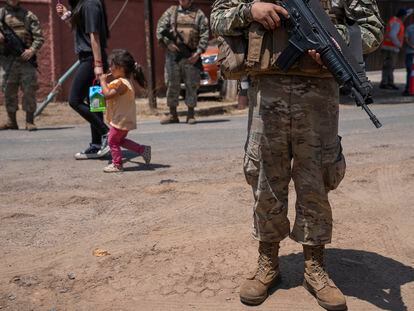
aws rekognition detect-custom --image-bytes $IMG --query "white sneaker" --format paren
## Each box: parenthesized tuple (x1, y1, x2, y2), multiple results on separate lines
(74, 144, 101, 160)
(103, 163, 123, 173)
(97, 134, 110, 157)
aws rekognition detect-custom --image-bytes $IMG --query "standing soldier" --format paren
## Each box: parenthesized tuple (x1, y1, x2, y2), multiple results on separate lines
(211, 0, 383, 310)
(156, 0, 209, 125)
(380, 8, 408, 90)
(0, 0, 44, 131)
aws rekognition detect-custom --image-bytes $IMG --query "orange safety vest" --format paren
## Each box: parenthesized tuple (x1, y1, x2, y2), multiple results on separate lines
(383, 16, 405, 48)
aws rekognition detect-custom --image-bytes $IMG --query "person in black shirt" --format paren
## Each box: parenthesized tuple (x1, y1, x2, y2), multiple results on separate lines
(56, 0, 110, 159)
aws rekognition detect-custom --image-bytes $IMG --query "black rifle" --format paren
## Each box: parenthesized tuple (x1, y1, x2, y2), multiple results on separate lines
(160, 27, 203, 70)
(0, 18, 38, 69)
(276, 0, 382, 128)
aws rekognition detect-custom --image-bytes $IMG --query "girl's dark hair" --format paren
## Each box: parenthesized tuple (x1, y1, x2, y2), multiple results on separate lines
(109, 49, 147, 88)
(396, 8, 408, 18)
(70, 0, 110, 38)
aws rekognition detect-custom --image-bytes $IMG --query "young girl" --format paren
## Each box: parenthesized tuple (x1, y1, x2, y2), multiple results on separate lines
(99, 49, 151, 173)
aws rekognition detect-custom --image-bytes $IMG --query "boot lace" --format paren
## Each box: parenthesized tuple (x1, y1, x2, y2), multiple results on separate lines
(255, 243, 278, 279)
(310, 246, 329, 285)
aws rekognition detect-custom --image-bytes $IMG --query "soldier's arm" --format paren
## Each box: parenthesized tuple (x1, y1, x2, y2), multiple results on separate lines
(334, 0, 384, 54)
(211, 0, 253, 36)
(28, 12, 44, 52)
(196, 10, 209, 54)
(156, 7, 174, 46)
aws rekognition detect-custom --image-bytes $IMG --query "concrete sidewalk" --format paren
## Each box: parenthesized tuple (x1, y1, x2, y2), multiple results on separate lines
(136, 94, 239, 118)
(139, 69, 414, 118)
(358, 69, 414, 105)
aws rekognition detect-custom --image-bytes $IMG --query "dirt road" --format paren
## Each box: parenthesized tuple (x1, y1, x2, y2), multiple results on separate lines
(0, 103, 413, 311)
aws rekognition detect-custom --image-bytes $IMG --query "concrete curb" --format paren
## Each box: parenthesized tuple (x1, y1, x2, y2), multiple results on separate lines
(181, 103, 238, 117)
(139, 101, 240, 118)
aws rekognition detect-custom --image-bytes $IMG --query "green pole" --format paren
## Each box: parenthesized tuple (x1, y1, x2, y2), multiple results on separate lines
(34, 60, 80, 117)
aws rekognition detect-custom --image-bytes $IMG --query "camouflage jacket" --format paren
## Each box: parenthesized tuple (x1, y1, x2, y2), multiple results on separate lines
(156, 5, 209, 55)
(211, 0, 384, 54)
(0, 4, 44, 54)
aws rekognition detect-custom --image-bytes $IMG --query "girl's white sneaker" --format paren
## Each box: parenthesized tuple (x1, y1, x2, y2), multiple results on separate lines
(103, 163, 123, 173)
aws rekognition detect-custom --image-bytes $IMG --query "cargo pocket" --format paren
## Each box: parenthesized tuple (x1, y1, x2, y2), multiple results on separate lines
(243, 136, 261, 187)
(217, 35, 247, 80)
(322, 136, 346, 191)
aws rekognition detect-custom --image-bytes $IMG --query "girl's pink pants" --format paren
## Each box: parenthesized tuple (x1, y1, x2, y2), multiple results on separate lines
(108, 126, 144, 167)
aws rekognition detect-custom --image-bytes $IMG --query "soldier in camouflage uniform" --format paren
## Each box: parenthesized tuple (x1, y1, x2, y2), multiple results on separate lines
(157, 0, 209, 125)
(211, 0, 383, 309)
(0, 0, 43, 131)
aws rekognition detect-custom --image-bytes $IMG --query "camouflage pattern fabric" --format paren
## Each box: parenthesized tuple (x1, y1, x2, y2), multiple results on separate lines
(244, 75, 345, 244)
(209, 0, 376, 245)
(211, 0, 384, 55)
(156, 5, 209, 55)
(0, 55, 4, 86)
(165, 53, 200, 108)
(157, 4, 208, 108)
(332, 0, 384, 54)
(3, 57, 38, 113)
(0, 5, 43, 114)
(0, 5, 44, 53)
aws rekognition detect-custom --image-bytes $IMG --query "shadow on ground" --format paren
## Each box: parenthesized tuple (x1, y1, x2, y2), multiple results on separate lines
(269, 249, 414, 311)
(100, 151, 171, 172)
(340, 82, 414, 105)
(195, 119, 230, 124)
(123, 162, 171, 172)
(36, 126, 75, 131)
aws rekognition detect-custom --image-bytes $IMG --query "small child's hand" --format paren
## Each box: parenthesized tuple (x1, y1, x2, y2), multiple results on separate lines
(56, 4, 67, 17)
(99, 73, 108, 83)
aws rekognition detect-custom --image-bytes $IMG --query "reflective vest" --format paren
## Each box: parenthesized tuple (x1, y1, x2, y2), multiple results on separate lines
(383, 17, 405, 49)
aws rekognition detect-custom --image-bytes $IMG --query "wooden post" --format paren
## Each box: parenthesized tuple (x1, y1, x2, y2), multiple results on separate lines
(144, 0, 157, 109)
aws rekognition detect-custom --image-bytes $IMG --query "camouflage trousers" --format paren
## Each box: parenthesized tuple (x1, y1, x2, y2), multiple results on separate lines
(165, 52, 200, 108)
(2, 57, 38, 113)
(0, 56, 4, 87)
(244, 75, 346, 245)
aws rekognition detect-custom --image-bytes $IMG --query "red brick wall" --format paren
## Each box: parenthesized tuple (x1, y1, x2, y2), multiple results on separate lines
(1, 0, 213, 104)
(1, 0, 411, 104)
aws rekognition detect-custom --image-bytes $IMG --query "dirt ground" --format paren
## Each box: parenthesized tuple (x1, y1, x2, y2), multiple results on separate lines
(0, 102, 414, 311)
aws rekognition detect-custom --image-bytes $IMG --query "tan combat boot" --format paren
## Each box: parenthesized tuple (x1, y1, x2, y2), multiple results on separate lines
(160, 106, 179, 124)
(25, 111, 37, 131)
(240, 242, 281, 305)
(186, 107, 196, 125)
(303, 245, 347, 311)
(0, 111, 18, 130)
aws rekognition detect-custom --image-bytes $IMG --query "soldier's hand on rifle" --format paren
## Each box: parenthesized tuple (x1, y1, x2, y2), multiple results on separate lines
(308, 50, 323, 65)
(308, 37, 340, 66)
(188, 52, 200, 65)
(167, 43, 180, 53)
(250, 2, 289, 30)
(0, 33, 4, 44)
(21, 48, 35, 61)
